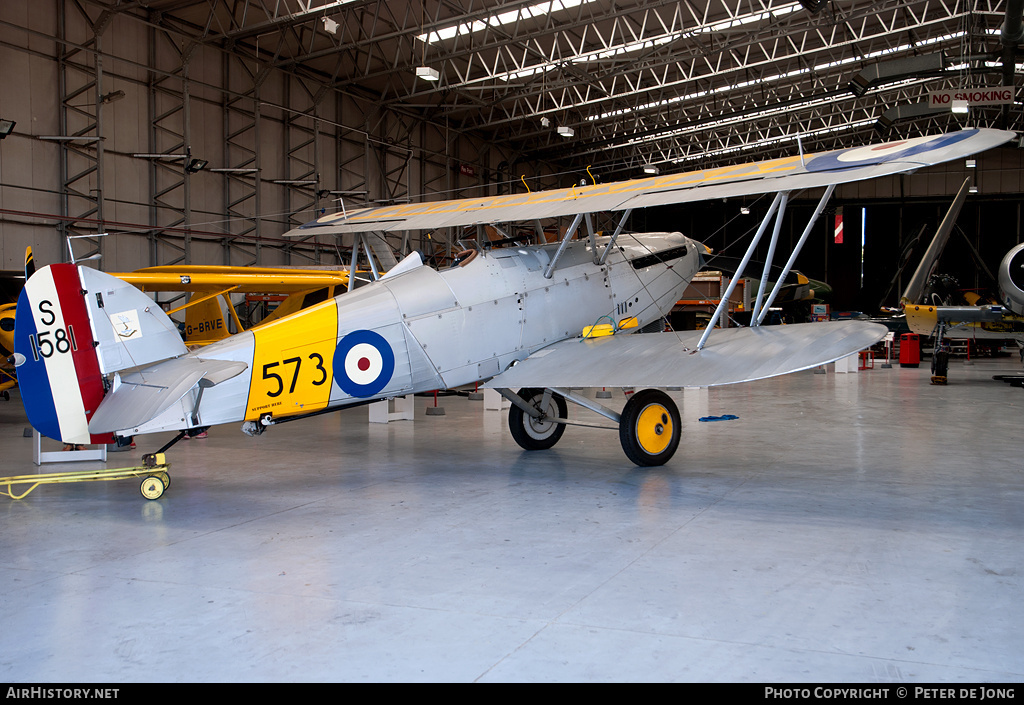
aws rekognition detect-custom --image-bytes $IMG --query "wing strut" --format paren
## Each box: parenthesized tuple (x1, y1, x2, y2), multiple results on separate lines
(695, 183, 837, 350)
(543, 212, 585, 279)
(361, 234, 381, 281)
(751, 192, 790, 320)
(532, 220, 546, 245)
(164, 286, 240, 316)
(756, 183, 835, 324)
(598, 209, 633, 265)
(696, 192, 786, 350)
(585, 213, 599, 263)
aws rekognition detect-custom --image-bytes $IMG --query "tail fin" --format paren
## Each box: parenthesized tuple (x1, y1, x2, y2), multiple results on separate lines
(14, 264, 186, 444)
(900, 177, 970, 308)
(24, 246, 35, 278)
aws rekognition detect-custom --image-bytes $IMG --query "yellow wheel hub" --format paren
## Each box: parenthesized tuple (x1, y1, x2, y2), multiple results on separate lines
(635, 404, 672, 455)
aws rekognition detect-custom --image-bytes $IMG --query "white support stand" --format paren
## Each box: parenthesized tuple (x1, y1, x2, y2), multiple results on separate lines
(368, 396, 415, 423)
(880, 332, 894, 368)
(483, 388, 510, 411)
(34, 430, 106, 466)
(834, 353, 860, 374)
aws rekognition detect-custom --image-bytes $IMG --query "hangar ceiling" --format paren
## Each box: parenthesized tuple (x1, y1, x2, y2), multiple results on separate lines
(95, 0, 1021, 179)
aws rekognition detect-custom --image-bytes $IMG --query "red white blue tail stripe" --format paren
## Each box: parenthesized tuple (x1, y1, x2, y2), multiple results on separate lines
(14, 264, 112, 445)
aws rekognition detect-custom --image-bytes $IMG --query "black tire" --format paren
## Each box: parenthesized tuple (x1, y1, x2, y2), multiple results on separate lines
(932, 350, 949, 376)
(619, 389, 681, 467)
(508, 387, 568, 451)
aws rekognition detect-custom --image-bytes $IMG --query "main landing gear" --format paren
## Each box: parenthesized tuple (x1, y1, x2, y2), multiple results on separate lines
(507, 388, 567, 450)
(503, 386, 681, 466)
(617, 389, 681, 466)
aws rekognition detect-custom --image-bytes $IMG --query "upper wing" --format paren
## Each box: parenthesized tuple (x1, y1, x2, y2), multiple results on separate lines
(112, 266, 353, 293)
(484, 320, 886, 390)
(286, 129, 1015, 235)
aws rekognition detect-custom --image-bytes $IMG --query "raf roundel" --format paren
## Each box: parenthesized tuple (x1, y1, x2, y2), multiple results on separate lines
(333, 330, 395, 398)
(805, 129, 976, 172)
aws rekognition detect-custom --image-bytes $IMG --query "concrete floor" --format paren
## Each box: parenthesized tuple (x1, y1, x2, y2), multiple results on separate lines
(0, 355, 1022, 683)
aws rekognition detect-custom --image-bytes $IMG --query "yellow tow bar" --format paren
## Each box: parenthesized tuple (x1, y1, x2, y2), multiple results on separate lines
(0, 453, 171, 501)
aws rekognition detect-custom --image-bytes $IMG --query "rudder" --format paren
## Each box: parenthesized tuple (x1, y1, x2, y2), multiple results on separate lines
(14, 264, 111, 444)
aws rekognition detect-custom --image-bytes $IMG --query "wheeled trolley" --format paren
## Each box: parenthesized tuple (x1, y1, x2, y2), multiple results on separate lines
(0, 453, 172, 500)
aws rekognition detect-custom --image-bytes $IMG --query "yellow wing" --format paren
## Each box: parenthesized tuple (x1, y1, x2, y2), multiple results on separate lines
(110, 266, 366, 344)
(113, 266, 354, 293)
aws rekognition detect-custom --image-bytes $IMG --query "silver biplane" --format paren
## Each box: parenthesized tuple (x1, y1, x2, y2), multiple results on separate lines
(12, 128, 1015, 479)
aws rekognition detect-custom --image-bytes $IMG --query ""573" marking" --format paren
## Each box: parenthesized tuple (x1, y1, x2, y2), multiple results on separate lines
(262, 353, 327, 397)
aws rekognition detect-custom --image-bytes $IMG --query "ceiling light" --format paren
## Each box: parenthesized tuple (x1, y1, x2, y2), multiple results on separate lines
(416, 67, 440, 81)
(965, 159, 976, 168)
(951, 99, 969, 114)
(321, 16, 338, 34)
(643, 165, 658, 175)
(740, 207, 750, 215)
(540, 117, 550, 128)
(185, 158, 208, 174)
(0, 120, 15, 139)
(418, 0, 604, 44)
(100, 90, 125, 104)
(848, 53, 945, 97)
(557, 126, 574, 138)
(969, 186, 979, 194)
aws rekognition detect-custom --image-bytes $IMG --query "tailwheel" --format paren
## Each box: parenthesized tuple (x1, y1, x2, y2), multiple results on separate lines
(508, 387, 568, 451)
(619, 389, 680, 466)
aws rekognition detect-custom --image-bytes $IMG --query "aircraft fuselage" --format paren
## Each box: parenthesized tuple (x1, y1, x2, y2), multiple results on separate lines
(126, 232, 701, 436)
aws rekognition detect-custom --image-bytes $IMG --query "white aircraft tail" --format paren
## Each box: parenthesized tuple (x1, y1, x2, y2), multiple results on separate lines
(900, 178, 971, 307)
(14, 264, 186, 443)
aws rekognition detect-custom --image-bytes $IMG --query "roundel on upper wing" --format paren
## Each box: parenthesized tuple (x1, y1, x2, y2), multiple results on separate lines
(333, 329, 395, 398)
(805, 130, 976, 172)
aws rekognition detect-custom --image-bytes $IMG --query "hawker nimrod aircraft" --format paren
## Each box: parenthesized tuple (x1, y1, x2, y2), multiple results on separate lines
(13, 128, 1015, 475)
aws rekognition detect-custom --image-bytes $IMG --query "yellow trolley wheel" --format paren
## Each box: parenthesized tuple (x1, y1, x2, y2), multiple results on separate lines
(140, 476, 166, 500)
(155, 471, 170, 489)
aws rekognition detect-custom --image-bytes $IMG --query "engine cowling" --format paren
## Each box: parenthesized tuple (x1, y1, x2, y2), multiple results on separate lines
(998, 243, 1024, 316)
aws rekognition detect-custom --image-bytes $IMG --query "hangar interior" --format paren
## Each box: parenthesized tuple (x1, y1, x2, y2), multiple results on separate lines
(1, 0, 1023, 682)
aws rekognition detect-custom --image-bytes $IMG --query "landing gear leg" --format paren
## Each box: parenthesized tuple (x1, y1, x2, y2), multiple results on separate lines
(931, 323, 949, 385)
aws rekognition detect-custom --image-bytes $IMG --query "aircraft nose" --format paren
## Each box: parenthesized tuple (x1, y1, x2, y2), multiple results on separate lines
(692, 239, 711, 268)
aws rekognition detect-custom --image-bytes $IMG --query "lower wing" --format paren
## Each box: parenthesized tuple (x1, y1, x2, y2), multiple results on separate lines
(485, 320, 886, 389)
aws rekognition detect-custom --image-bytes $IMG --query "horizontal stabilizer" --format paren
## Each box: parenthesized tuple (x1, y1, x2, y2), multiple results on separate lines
(88, 357, 247, 434)
(485, 321, 886, 390)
